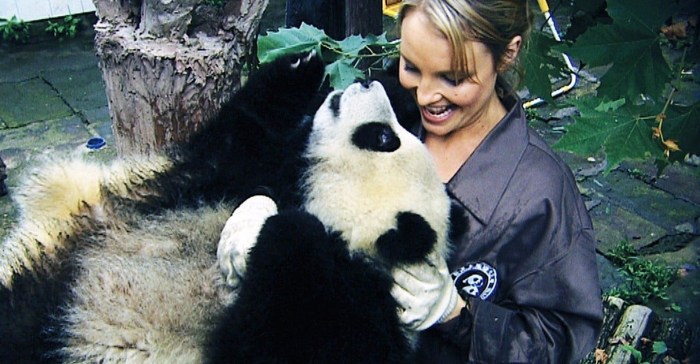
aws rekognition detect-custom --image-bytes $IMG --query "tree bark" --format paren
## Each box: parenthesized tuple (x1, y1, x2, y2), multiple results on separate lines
(92, 0, 269, 155)
(286, 0, 382, 39)
(344, 0, 381, 37)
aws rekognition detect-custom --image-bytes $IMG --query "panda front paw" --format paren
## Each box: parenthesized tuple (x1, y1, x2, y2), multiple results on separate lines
(278, 50, 325, 93)
(290, 50, 317, 70)
(376, 212, 437, 265)
(217, 195, 278, 287)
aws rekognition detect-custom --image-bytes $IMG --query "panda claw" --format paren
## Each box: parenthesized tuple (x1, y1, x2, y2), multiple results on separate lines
(291, 50, 317, 70)
(303, 49, 316, 62)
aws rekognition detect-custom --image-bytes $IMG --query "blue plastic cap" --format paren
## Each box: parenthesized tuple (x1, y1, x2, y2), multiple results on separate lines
(86, 137, 106, 150)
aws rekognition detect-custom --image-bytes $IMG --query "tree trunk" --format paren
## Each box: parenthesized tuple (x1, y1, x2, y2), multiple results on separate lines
(92, 0, 269, 156)
(286, 0, 382, 39)
(343, 0, 382, 38)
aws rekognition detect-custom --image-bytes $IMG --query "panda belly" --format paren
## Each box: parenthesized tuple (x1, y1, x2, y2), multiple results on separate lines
(57, 204, 236, 363)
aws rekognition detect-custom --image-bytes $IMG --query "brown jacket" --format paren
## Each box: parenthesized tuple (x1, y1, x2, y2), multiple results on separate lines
(414, 89, 603, 363)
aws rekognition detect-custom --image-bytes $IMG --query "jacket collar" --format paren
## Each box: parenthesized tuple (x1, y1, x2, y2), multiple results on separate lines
(443, 89, 529, 225)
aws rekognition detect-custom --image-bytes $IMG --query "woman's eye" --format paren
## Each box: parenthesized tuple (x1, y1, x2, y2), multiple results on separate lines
(403, 63, 419, 74)
(442, 74, 465, 86)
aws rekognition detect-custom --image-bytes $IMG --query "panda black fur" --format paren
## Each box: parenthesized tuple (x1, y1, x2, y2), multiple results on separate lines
(208, 80, 460, 363)
(0, 52, 325, 292)
(0, 52, 325, 363)
(0, 52, 464, 363)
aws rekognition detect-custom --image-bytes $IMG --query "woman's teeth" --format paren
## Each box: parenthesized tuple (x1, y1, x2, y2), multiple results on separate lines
(425, 106, 451, 118)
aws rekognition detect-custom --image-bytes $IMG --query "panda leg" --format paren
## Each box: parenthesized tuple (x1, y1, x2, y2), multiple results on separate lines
(230, 51, 326, 139)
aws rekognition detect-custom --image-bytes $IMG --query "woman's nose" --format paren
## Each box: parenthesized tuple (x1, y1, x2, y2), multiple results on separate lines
(415, 78, 441, 105)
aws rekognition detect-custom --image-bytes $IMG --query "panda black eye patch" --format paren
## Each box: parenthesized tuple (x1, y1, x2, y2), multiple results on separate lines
(351, 122, 400, 152)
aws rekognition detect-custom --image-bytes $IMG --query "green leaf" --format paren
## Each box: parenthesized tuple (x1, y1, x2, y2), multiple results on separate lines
(338, 34, 367, 58)
(664, 102, 700, 161)
(621, 344, 643, 362)
(606, 0, 674, 30)
(594, 98, 626, 112)
(326, 60, 365, 90)
(554, 98, 660, 172)
(555, 0, 676, 101)
(652, 341, 668, 354)
(257, 24, 399, 90)
(258, 23, 330, 63)
(521, 31, 568, 104)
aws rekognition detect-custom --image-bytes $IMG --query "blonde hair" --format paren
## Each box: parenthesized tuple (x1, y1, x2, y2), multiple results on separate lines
(399, 0, 532, 83)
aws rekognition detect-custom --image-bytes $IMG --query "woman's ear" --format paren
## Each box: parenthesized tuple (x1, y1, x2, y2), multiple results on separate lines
(498, 35, 523, 72)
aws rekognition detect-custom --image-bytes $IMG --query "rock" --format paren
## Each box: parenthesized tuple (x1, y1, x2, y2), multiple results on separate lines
(578, 297, 692, 364)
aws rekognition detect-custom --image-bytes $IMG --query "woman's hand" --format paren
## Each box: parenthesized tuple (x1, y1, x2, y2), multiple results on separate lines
(391, 251, 461, 330)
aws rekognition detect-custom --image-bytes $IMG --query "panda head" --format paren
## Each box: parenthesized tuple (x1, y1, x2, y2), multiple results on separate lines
(301, 81, 452, 260)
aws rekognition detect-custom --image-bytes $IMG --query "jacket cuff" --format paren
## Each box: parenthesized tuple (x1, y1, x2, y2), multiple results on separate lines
(433, 297, 474, 350)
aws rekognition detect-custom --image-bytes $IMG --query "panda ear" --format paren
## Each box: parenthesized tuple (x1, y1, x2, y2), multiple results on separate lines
(351, 122, 400, 152)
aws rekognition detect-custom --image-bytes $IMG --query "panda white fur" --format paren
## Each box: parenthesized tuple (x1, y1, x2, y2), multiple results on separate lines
(0, 53, 463, 363)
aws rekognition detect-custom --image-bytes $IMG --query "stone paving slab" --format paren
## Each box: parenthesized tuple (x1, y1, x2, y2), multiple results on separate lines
(654, 164, 700, 207)
(0, 37, 99, 83)
(588, 170, 700, 232)
(42, 66, 108, 113)
(589, 201, 667, 252)
(0, 116, 94, 172)
(0, 77, 73, 127)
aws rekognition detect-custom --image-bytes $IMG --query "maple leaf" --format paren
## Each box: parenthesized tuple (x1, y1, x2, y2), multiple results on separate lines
(662, 102, 700, 161)
(521, 31, 568, 105)
(326, 59, 365, 90)
(257, 23, 328, 64)
(554, 98, 660, 173)
(257, 24, 398, 90)
(555, 0, 677, 101)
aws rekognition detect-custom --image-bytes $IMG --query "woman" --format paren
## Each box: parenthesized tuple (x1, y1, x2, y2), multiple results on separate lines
(389, 0, 604, 362)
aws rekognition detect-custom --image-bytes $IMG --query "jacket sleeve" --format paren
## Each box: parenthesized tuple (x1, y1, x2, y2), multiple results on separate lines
(416, 217, 603, 364)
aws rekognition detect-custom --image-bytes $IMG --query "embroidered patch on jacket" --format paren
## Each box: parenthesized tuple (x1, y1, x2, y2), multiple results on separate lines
(451, 261, 498, 300)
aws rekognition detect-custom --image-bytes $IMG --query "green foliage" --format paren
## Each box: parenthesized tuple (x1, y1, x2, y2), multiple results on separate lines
(558, 0, 676, 101)
(619, 340, 667, 364)
(605, 241, 678, 304)
(605, 240, 638, 265)
(521, 31, 568, 105)
(0, 16, 30, 43)
(256, 0, 699, 171)
(258, 23, 399, 89)
(621, 344, 645, 363)
(45, 15, 80, 40)
(553, 0, 699, 171)
(553, 98, 660, 172)
(652, 341, 668, 355)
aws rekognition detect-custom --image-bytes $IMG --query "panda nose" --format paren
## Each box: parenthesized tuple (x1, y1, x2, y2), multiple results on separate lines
(357, 78, 372, 89)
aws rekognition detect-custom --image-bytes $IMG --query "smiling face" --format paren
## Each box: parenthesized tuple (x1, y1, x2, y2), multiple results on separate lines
(398, 8, 506, 140)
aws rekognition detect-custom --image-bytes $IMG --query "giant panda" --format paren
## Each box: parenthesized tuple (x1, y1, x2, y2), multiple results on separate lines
(1, 52, 327, 363)
(0, 52, 464, 363)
